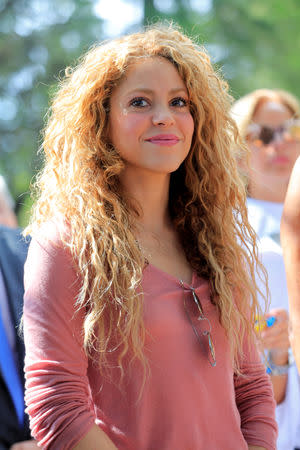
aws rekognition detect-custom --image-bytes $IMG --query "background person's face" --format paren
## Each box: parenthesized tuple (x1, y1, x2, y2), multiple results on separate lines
(247, 100, 300, 201)
(108, 56, 194, 177)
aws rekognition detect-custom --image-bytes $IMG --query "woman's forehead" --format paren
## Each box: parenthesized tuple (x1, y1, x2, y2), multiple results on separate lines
(112, 56, 187, 94)
(253, 100, 293, 122)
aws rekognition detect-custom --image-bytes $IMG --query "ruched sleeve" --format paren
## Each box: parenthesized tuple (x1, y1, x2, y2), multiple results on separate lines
(234, 336, 278, 450)
(23, 228, 96, 449)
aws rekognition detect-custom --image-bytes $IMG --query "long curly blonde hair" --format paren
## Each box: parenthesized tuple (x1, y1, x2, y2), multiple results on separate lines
(26, 24, 265, 377)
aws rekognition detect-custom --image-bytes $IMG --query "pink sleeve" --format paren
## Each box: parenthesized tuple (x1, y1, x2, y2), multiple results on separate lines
(23, 229, 96, 449)
(234, 336, 278, 450)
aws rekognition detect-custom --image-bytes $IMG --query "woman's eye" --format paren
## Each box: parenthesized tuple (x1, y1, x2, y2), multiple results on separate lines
(170, 97, 188, 107)
(129, 97, 149, 108)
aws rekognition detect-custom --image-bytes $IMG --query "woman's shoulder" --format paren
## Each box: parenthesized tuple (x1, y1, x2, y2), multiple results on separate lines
(24, 219, 80, 295)
(25, 218, 76, 276)
(29, 218, 71, 253)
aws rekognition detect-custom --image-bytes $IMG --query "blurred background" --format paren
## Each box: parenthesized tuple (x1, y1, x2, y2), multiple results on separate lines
(1, 0, 300, 227)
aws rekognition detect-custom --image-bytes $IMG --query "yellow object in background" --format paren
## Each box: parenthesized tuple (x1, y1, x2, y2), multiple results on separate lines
(255, 316, 276, 332)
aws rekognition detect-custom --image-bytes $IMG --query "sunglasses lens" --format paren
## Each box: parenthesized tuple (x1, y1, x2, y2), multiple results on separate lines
(207, 332, 216, 367)
(248, 119, 300, 146)
(259, 127, 274, 145)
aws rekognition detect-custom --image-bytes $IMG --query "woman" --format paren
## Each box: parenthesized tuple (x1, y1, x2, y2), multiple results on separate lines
(232, 89, 300, 450)
(281, 156, 300, 373)
(23, 26, 277, 449)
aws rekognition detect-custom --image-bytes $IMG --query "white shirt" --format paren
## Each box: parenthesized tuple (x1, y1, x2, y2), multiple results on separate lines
(248, 197, 300, 450)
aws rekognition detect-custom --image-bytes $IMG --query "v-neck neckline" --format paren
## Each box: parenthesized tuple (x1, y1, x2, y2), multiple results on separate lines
(145, 261, 195, 287)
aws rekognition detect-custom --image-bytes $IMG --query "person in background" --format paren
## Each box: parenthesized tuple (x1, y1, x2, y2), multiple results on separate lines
(281, 156, 300, 374)
(23, 25, 277, 449)
(0, 176, 18, 228)
(0, 225, 37, 449)
(232, 88, 300, 450)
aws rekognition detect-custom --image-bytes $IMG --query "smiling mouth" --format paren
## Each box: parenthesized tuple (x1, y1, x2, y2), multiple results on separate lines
(146, 135, 180, 146)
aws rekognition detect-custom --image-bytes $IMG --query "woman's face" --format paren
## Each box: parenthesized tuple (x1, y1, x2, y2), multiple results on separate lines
(247, 100, 300, 201)
(108, 56, 194, 176)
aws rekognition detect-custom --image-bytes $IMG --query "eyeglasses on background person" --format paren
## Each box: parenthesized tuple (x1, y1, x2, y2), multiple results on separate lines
(246, 118, 300, 147)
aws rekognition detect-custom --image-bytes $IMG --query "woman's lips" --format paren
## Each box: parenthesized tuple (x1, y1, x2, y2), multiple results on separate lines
(145, 134, 179, 146)
(272, 155, 290, 165)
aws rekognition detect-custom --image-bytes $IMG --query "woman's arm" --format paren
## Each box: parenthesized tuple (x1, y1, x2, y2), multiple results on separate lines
(73, 425, 117, 450)
(23, 228, 113, 449)
(269, 356, 288, 404)
(281, 156, 300, 372)
(248, 447, 267, 450)
(234, 334, 277, 449)
(259, 308, 290, 404)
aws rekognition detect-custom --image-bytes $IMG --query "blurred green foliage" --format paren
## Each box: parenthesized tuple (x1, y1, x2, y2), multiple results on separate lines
(1, 0, 300, 226)
(0, 0, 104, 226)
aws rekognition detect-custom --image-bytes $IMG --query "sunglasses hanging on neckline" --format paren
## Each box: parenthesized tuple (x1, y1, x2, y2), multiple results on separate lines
(180, 281, 216, 367)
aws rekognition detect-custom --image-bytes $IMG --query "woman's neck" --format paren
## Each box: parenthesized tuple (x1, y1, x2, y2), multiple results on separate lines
(120, 168, 171, 234)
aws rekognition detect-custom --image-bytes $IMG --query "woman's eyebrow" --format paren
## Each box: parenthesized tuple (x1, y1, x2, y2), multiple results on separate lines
(126, 87, 188, 96)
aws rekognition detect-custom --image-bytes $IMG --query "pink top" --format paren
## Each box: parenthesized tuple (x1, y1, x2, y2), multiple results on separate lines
(23, 230, 277, 449)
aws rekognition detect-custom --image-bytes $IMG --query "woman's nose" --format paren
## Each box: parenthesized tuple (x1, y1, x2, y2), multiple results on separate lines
(266, 139, 288, 157)
(152, 105, 175, 126)
(273, 130, 286, 144)
(265, 131, 290, 154)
